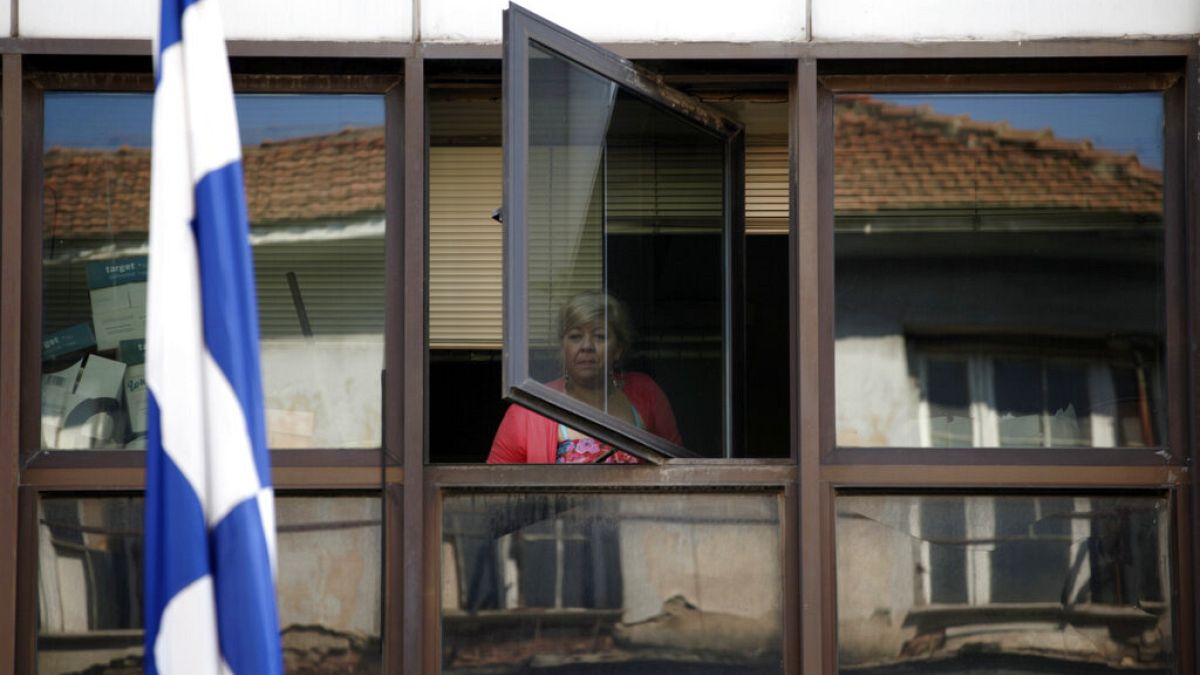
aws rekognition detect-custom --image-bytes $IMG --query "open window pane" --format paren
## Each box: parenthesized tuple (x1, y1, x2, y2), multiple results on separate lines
(503, 7, 744, 461)
(441, 491, 783, 673)
(836, 493, 1173, 673)
(834, 93, 1165, 449)
(40, 92, 385, 450)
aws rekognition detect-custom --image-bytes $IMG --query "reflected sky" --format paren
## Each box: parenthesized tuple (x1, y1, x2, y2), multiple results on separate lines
(44, 92, 383, 149)
(877, 93, 1163, 169)
(45, 91, 1161, 171)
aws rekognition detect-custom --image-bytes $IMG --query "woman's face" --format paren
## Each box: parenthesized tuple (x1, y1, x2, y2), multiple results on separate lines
(561, 319, 621, 388)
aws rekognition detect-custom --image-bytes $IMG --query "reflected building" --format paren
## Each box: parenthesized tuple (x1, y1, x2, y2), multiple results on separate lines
(36, 93, 387, 674)
(834, 95, 1164, 450)
(832, 95, 1171, 673)
(836, 495, 1171, 674)
(42, 109, 387, 451)
(36, 497, 382, 675)
(441, 493, 784, 673)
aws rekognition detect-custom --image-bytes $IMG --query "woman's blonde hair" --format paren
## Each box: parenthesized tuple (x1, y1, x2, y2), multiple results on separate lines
(558, 291, 633, 355)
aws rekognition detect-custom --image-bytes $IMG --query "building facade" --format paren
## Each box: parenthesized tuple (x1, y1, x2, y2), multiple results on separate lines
(2, 0, 1199, 673)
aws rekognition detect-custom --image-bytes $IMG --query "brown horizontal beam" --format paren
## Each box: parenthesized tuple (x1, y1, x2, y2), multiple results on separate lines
(21, 465, 400, 490)
(828, 447, 1186, 467)
(227, 40, 414, 59)
(807, 39, 1193, 59)
(21, 448, 391, 470)
(822, 71, 1181, 92)
(3, 36, 1186, 61)
(28, 70, 399, 93)
(274, 466, 401, 488)
(822, 464, 1183, 487)
(422, 38, 1195, 61)
(0, 38, 415, 59)
(21, 468, 145, 490)
(427, 463, 797, 487)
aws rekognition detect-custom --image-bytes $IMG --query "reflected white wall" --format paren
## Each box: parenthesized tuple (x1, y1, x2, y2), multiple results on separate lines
(260, 336, 382, 449)
(616, 496, 782, 625)
(275, 498, 382, 636)
(835, 335, 922, 447)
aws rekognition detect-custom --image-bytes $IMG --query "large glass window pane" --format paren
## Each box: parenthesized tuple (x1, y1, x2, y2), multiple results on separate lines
(836, 494, 1173, 673)
(40, 92, 385, 450)
(834, 93, 1165, 449)
(36, 495, 382, 674)
(442, 492, 783, 672)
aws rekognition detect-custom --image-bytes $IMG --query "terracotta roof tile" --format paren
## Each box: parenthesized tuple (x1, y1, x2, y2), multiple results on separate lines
(42, 98, 1163, 240)
(835, 95, 1162, 217)
(43, 127, 386, 238)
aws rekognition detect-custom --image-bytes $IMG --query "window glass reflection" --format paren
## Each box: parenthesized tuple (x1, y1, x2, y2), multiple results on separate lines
(41, 92, 385, 450)
(836, 494, 1172, 673)
(442, 492, 783, 672)
(36, 495, 382, 674)
(834, 93, 1164, 449)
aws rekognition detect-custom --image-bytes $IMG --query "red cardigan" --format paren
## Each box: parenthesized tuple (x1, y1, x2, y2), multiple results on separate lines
(487, 373, 682, 464)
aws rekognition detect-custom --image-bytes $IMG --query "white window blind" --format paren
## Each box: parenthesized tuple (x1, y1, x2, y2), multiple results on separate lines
(428, 140, 788, 348)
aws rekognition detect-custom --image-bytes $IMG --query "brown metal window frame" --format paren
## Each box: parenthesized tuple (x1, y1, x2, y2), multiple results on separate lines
(415, 47, 1200, 675)
(418, 51, 801, 670)
(0, 36, 1193, 675)
(421, 463, 803, 672)
(15, 486, 391, 675)
(4, 54, 410, 675)
(423, 57, 795, 464)
(19, 61, 406, 478)
(817, 65, 1190, 469)
(827, 485, 1182, 670)
(802, 58, 1199, 675)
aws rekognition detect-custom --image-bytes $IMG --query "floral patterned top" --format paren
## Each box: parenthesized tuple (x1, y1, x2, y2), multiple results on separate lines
(555, 407, 643, 464)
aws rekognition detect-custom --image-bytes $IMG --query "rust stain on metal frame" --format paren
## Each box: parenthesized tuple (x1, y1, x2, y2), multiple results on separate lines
(626, 61, 743, 135)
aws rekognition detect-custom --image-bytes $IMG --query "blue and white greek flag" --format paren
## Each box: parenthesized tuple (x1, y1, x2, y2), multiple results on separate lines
(143, 0, 283, 673)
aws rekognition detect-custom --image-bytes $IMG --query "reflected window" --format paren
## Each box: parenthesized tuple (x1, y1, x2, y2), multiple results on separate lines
(36, 495, 381, 674)
(37, 497, 145, 675)
(442, 492, 783, 672)
(834, 93, 1165, 449)
(40, 92, 385, 450)
(836, 494, 1172, 673)
(915, 342, 1159, 448)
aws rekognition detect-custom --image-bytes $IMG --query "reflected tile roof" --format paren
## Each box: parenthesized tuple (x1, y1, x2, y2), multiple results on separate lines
(41, 97, 1164, 239)
(42, 127, 386, 238)
(835, 95, 1163, 216)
